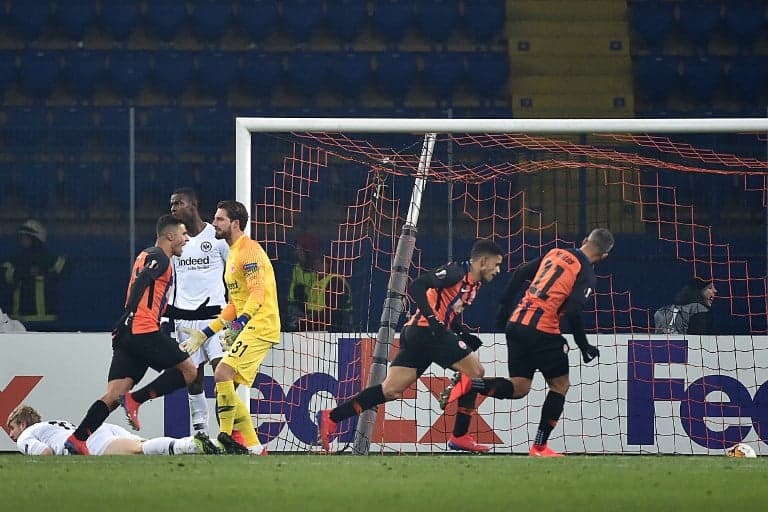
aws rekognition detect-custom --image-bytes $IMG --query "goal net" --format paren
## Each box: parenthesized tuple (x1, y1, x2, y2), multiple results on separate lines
(235, 118, 768, 455)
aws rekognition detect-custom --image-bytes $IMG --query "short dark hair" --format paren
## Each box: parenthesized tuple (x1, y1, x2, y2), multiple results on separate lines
(471, 239, 503, 259)
(156, 214, 183, 237)
(172, 187, 198, 204)
(587, 228, 614, 254)
(216, 200, 249, 231)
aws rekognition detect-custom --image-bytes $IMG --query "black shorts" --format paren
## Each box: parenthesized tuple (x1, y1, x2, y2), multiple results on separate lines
(108, 331, 189, 383)
(390, 325, 473, 376)
(505, 322, 570, 380)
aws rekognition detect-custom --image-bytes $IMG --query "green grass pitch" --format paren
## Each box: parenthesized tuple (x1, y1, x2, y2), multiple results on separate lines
(2, 454, 766, 511)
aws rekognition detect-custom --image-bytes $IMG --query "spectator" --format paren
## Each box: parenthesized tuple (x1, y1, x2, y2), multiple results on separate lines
(285, 233, 320, 331)
(1, 220, 66, 330)
(654, 277, 717, 335)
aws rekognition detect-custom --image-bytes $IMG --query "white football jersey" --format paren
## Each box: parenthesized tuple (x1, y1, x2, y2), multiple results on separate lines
(17, 420, 77, 455)
(172, 223, 229, 309)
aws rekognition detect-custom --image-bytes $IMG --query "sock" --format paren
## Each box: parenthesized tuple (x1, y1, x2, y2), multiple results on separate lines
(233, 396, 260, 448)
(452, 390, 478, 437)
(74, 400, 110, 441)
(534, 391, 566, 446)
(132, 368, 186, 404)
(215, 380, 237, 434)
(188, 392, 209, 432)
(142, 436, 195, 455)
(471, 377, 515, 399)
(329, 384, 385, 423)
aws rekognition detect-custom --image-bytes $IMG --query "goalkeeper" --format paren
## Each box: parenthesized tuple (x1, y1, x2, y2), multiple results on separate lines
(181, 200, 279, 455)
(317, 240, 504, 454)
(442, 228, 613, 457)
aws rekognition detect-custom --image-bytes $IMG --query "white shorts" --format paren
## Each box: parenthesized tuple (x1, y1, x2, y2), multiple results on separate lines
(87, 424, 142, 456)
(174, 319, 226, 366)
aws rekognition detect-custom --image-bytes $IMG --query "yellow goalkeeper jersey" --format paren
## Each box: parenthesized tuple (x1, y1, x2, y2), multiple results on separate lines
(225, 234, 281, 343)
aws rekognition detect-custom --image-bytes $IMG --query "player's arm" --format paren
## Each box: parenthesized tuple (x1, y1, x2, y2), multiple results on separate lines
(409, 264, 463, 332)
(125, 250, 169, 314)
(495, 257, 542, 327)
(17, 437, 54, 456)
(562, 272, 599, 363)
(450, 314, 482, 351)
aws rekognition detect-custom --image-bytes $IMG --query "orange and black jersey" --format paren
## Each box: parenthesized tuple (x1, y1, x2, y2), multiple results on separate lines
(124, 246, 174, 334)
(499, 248, 595, 346)
(404, 261, 481, 330)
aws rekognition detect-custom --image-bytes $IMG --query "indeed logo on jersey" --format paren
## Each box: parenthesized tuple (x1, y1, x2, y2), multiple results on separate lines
(626, 338, 768, 448)
(175, 256, 210, 268)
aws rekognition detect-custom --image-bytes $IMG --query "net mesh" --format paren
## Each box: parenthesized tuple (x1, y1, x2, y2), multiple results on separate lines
(245, 128, 767, 454)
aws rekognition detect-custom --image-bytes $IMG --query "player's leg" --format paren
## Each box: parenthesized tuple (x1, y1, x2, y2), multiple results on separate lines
(140, 432, 221, 455)
(529, 334, 570, 457)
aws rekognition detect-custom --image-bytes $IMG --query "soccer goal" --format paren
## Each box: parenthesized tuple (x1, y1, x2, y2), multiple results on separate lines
(234, 117, 768, 455)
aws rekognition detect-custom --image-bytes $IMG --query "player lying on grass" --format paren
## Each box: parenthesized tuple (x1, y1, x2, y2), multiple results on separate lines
(7, 404, 220, 455)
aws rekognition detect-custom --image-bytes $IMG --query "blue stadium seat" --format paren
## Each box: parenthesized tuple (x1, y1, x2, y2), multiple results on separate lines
(19, 50, 59, 100)
(23, 162, 56, 210)
(55, 0, 96, 41)
(678, 1, 722, 50)
(633, 55, 679, 105)
(61, 162, 102, 211)
(100, 0, 141, 41)
(189, 107, 234, 153)
(236, 0, 279, 43)
(282, 0, 324, 43)
(5, 107, 47, 149)
(466, 52, 509, 98)
(191, 0, 232, 44)
(152, 51, 195, 99)
(8, 1, 51, 41)
(463, 0, 506, 45)
(726, 56, 768, 106)
(628, 1, 676, 51)
(240, 52, 283, 99)
(98, 106, 131, 147)
(108, 51, 150, 99)
(141, 106, 188, 150)
(724, 1, 767, 50)
(51, 107, 95, 151)
(63, 50, 105, 99)
(680, 56, 724, 105)
(422, 52, 465, 102)
(375, 52, 418, 103)
(198, 51, 238, 102)
(326, 0, 368, 44)
(372, 0, 414, 46)
(286, 52, 328, 98)
(417, 0, 459, 45)
(145, 1, 188, 42)
(328, 52, 372, 101)
(0, 51, 17, 99)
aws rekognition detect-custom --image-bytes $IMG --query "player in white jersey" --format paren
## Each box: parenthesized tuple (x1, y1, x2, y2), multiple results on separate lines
(167, 188, 229, 435)
(7, 404, 220, 455)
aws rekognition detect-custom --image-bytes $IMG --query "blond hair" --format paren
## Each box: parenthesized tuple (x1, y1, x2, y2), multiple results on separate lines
(7, 404, 41, 430)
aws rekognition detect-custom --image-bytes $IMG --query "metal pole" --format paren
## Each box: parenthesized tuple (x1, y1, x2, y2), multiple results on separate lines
(352, 133, 436, 455)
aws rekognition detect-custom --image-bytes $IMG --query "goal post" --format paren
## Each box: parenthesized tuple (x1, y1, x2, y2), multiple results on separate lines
(233, 117, 768, 455)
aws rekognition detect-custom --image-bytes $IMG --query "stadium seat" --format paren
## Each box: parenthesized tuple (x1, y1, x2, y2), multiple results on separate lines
(8, 1, 51, 41)
(628, 0, 676, 51)
(236, 0, 279, 43)
(145, 1, 188, 42)
(326, 0, 369, 45)
(633, 55, 679, 106)
(19, 50, 60, 100)
(725, 56, 768, 106)
(422, 52, 465, 102)
(197, 51, 239, 102)
(100, 0, 141, 41)
(108, 51, 150, 99)
(189, 107, 234, 154)
(152, 51, 195, 99)
(375, 52, 418, 103)
(0, 51, 17, 99)
(240, 52, 283, 99)
(4, 106, 48, 149)
(417, 0, 459, 45)
(328, 52, 372, 102)
(466, 52, 509, 99)
(463, 0, 506, 45)
(141, 107, 188, 150)
(723, 1, 767, 50)
(372, 0, 414, 46)
(55, 0, 96, 41)
(61, 162, 102, 212)
(63, 50, 105, 99)
(191, 0, 232, 43)
(286, 52, 328, 98)
(97, 106, 131, 147)
(680, 56, 724, 105)
(51, 107, 95, 151)
(22, 162, 56, 210)
(282, 0, 325, 43)
(678, 1, 722, 50)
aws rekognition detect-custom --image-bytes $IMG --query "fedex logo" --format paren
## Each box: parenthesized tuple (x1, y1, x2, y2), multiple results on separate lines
(627, 339, 768, 448)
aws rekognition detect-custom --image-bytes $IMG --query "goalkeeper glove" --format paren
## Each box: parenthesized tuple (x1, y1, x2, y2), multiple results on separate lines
(112, 311, 134, 342)
(179, 327, 211, 355)
(577, 343, 600, 363)
(223, 314, 250, 348)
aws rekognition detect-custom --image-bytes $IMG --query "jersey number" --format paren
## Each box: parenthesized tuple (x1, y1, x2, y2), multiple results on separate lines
(230, 340, 249, 357)
(528, 259, 565, 300)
